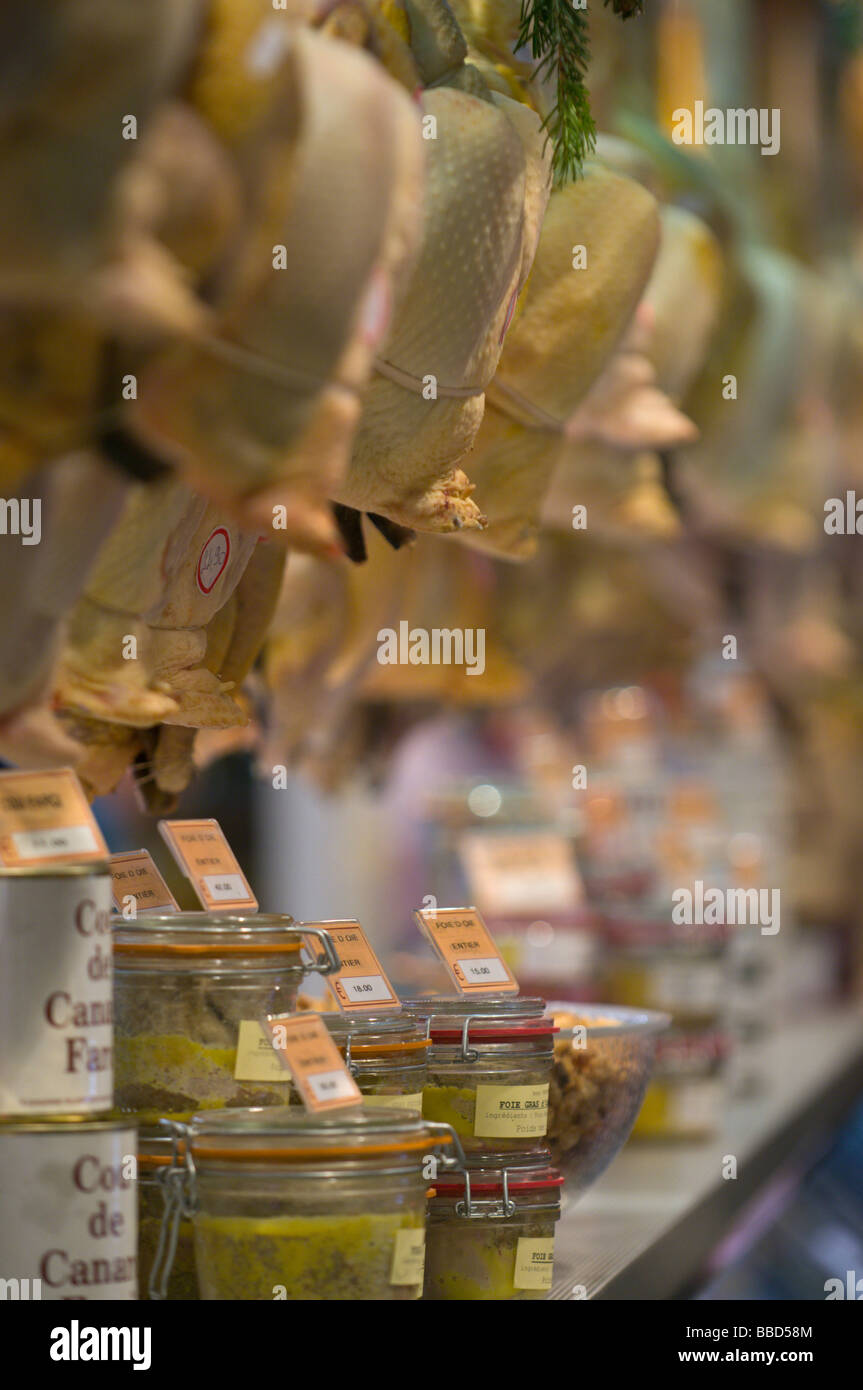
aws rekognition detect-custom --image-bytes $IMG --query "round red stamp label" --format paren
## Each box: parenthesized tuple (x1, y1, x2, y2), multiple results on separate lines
(196, 527, 231, 594)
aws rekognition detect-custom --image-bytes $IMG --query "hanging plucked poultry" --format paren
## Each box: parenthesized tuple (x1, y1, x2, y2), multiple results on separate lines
(129, 2, 426, 552)
(0, 454, 129, 768)
(450, 160, 663, 559)
(0, 1, 425, 782)
(540, 201, 722, 542)
(328, 0, 552, 533)
(53, 480, 286, 804)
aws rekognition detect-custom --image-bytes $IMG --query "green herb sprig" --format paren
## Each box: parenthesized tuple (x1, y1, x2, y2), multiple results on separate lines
(516, 0, 596, 186)
(517, 0, 647, 185)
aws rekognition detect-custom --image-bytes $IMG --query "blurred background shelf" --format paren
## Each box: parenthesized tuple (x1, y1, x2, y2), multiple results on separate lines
(551, 1006, 863, 1299)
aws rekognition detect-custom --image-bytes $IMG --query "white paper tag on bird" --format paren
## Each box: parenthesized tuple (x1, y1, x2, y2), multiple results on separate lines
(0, 768, 108, 867)
(413, 906, 519, 995)
(158, 819, 257, 912)
(110, 850, 178, 915)
(305, 919, 401, 1012)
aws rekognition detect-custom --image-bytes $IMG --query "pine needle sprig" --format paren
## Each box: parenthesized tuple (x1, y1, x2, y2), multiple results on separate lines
(517, 0, 597, 186)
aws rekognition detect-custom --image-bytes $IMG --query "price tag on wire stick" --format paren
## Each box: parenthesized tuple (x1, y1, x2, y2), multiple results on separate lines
(158, 818, 257, 912)
(265, 1012, 363, 1112)
(110, 850, 179, 915)
(304, 919, 401, 1012)
(413, 906, 519, 995)
(0, 768, 108, 866)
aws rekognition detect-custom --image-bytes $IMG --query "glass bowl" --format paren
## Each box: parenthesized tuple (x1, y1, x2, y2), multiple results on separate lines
(546, 1002, 670, 1196)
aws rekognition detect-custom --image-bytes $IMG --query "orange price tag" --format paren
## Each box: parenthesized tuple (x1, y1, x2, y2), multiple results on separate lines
(459, 832, 584, 916)
(413, 905, 519, 995)
(0, 768, 108, 866)
(110, 850, 178, 915)
(158, 819, 257, 912)
(264, 1013, 363, 1113)
(305, 920, 400, 1012)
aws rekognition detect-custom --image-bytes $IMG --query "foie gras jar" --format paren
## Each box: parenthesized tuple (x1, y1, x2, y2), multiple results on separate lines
(137, 1127, 198, 1301)
(112, 914, 340, 1123)
(0, 1116, 138, 1300)
(0, 865, 113, 1117)
(424, 1150, 563, 1300)
(318, 1009, 430, 1110)
(152, 1106, 463, 1300)
(403, 996, 556, 1154)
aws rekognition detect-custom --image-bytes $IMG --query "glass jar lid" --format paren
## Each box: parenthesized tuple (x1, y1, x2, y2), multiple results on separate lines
(403, 995, 547, 1020)
(321, 1010, 431, 1059)
(432, 1166, 563, 1198)
(137, 1126, 183, 1172)
(430, 1151, 563, 1215)
(186, 1105, 452, 1167)
(113, 912, 302, 959)
(403, 995, 552, 1042)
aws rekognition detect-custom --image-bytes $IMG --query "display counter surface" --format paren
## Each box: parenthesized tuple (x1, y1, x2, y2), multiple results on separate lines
(550, 1008, 863, 1300)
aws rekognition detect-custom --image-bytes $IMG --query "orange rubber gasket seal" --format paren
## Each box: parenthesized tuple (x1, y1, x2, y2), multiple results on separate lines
(191, 1134, 451, 1164)
(342, 1038, 431, 1057)
(114, 941, 303, 958)
(137, 1151, 180, 1169)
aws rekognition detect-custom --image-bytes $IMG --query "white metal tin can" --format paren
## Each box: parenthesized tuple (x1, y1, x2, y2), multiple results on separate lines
(0, 865, 113, 1116)
(0, 1117, 138, 1300)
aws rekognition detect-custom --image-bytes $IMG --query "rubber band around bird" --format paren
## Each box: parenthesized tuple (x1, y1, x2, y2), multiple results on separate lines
(373, 356, 486, 399)
(487, 379, 565, 434)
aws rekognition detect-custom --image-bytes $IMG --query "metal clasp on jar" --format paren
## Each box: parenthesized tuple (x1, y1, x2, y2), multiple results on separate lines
(298, 925, 342, 977)
(266, 925, 342, 1018)
(424, 1121, 468, 1179)
(455, 1166, 517, 1220)
(457, 1013, 504, 1063)
(148, 1120, 196, 1301)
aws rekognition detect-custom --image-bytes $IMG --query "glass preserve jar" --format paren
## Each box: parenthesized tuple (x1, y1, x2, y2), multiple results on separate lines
(425, 1152, 563, 1301)
(137, 1128, 199, 1301)
(320, 1010, 430, 1110)
(632, 1027, 729, 1140)
(113, 915, 339, 1123)
(403, 996, 555, 1153)
(602, 912, 728, 1030)
(153, 1106, 461, 1301)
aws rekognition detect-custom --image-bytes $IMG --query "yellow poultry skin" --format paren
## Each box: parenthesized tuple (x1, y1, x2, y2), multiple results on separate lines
(133, 537, 288, 810)
(55, 478, 260, 731)
(0, 452, 129, 768)
(263, 527, 526, 787)
(643, 205, 725, 404)
(0, 1, 210, 476)
(328, 0, 551, 534)
(451, 163, 661, 559)
(672, 240, 846, 553)
(540, 202, 722, 545)
(263, 533, 409, 772)
(357, 536, 529, 703)
(132, 10, 425, 555)
(0, 0, 202, 296)
(59, 537, 286, 806)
